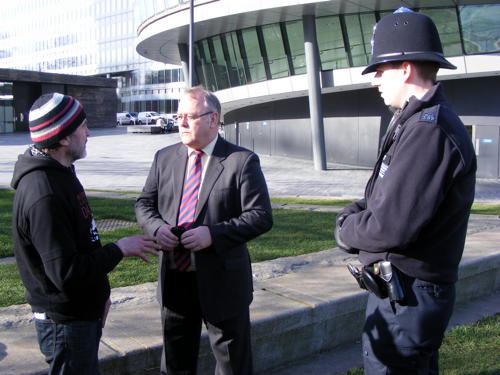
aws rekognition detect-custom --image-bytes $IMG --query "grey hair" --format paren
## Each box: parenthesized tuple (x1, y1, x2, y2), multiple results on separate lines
(184, 86, 221, 116)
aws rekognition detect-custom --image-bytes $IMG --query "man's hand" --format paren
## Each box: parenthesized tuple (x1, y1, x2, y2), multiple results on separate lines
(181, 226, 212, 252)
(116, 235, 160, 263)
(155, 224, 180, 251)
(102, 298, 111, 328)
(333, 214, 358, 254)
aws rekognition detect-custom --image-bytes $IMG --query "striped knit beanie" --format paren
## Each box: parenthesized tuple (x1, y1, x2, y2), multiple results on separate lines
(29, 93, 86, 148)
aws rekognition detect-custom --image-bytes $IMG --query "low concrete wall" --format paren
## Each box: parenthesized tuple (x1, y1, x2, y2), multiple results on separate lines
(200, 229, 500, 374)
(108, 241, 499, 374)
(127, 125, 163, 134)
(1, 225, 498, 375)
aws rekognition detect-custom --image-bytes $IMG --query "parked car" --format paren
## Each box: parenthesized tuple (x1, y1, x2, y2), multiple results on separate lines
(137, 111, 176, 132)
(116, 112, 136, 125)
(137, 111, 164, 125)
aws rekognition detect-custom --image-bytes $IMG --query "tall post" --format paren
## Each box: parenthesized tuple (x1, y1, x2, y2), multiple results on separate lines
(303, 15, 327, 171)
(188, 0, 195, 88)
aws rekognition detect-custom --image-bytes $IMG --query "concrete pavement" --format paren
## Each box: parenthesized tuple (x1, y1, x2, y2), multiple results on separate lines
(2, 127, 500, 202)
(0, 127, 499, 374)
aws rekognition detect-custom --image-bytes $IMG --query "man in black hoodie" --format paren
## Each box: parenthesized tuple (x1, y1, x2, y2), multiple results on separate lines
(333, 9, 476, 375)
(11, 93, 160, 375)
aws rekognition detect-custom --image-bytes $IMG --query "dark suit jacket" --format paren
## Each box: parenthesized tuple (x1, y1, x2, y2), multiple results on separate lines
(135, 136, 273, 323)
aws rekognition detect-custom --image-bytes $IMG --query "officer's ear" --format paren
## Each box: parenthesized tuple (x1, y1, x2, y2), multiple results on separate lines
(401, 61, 413, 82)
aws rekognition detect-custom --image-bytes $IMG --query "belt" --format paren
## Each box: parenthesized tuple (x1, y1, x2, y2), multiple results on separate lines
(347, 261, 405, 301)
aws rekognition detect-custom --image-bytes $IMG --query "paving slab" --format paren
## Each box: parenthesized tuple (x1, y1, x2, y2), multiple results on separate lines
(1, 128, 500, 202)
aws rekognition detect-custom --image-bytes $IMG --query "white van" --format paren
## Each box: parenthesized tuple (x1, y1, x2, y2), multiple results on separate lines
(137, 111, 163, 125)
(116, 112, 136, 125)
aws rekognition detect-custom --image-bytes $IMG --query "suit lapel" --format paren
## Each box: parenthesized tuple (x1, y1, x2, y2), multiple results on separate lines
(195, 137, 226, 220)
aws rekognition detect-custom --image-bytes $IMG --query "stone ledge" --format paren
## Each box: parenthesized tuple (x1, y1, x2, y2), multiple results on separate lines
(1, 238, 499, 375)
(126, 125, 163, 134)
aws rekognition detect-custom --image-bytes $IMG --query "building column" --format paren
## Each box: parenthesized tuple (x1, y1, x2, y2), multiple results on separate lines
(303, 15, 327, 171)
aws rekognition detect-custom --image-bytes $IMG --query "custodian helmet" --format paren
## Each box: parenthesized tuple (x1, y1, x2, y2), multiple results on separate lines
(362, 8, 457, 75)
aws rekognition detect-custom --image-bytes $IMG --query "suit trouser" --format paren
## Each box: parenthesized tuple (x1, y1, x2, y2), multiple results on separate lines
(362, 276, 455, 375)
(160, 270, 253, 375)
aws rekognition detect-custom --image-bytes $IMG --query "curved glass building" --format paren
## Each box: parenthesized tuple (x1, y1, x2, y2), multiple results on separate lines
(136, 0, 500, 178)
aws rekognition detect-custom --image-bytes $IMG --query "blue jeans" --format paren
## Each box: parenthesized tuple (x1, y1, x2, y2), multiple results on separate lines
(35, 318, 102, 375)
(362, 277, 455, 375)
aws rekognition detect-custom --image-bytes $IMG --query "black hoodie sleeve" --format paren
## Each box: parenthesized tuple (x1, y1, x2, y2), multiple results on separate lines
(28, 194, 123, 295)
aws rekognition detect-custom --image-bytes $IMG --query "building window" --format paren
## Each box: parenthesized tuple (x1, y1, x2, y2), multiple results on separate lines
(316, 16, 349, 70)
(421, 8, 462, 57)
(223, 31, 247, 87)
(459, 4, 500, 54)
(189, 4, 500, 91)
(210, 35, 230, 90)
(199, 39, 218, 91)
(261, 24, 289, 79)
(194, 42, 207, 88)
(240, 27, 267, 83)
(344, 13, 375, 67)
(284, 20, 306, 75)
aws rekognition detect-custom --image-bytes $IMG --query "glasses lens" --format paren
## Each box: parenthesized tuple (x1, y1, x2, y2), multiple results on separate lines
(176, 111, 212, 123)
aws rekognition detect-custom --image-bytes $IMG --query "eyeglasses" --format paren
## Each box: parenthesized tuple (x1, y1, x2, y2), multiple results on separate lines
(176, 111, 213, 123)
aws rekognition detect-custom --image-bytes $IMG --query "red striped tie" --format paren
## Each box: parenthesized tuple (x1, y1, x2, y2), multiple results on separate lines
(174, 150, 203, 270)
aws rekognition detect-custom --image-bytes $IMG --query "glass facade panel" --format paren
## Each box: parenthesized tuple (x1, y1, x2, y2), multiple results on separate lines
(199, 39, 218, 91)
(316, 16, 348, 70)
(194, 43, 207, 89)
(261, 24, 289, 78)
(285, 20, 306, 74)
(211, 35, 230, 90)
(224, 31, 247, 86)
(0, 82, 13, 134)
(460, 4, 500, 54)
(421, 8, 462, 57)
(191, 5, 500, 90)
(2, 1, 498, 114)
(240, 28, 267, 83)
(344, 13, 375, 67)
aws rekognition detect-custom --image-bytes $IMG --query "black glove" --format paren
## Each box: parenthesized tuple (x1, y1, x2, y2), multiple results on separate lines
(334, 213, 358, 254)
(171, 226, 187, 252)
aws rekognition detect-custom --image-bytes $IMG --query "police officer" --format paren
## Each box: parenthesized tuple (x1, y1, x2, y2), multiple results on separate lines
(334, 8, 476, 374)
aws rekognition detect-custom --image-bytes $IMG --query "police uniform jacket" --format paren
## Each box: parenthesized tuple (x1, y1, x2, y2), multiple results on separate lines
(338, 83, 476, 284)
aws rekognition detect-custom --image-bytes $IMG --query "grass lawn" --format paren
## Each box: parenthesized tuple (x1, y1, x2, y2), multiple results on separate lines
(1, 188, 499, 307)
(0, 190, 139, 258)
(0, 188, 337, 307)
(471, 204, 500, 215)
(342, 313, 500, 375)
(271, 197, 355, 207)
(270, 195, 500, 215)
(1, 190, 499, 373)
(0, 189, 14, 258)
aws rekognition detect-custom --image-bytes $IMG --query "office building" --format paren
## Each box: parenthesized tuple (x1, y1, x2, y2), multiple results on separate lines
(136, 0, 500, 177)
(0, 0, 184, 133)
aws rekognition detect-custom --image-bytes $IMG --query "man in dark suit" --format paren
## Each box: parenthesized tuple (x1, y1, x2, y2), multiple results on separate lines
(135, 86, 273, 375)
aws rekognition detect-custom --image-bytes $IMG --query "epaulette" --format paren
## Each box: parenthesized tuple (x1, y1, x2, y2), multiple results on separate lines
(419, 105, 440, 123)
